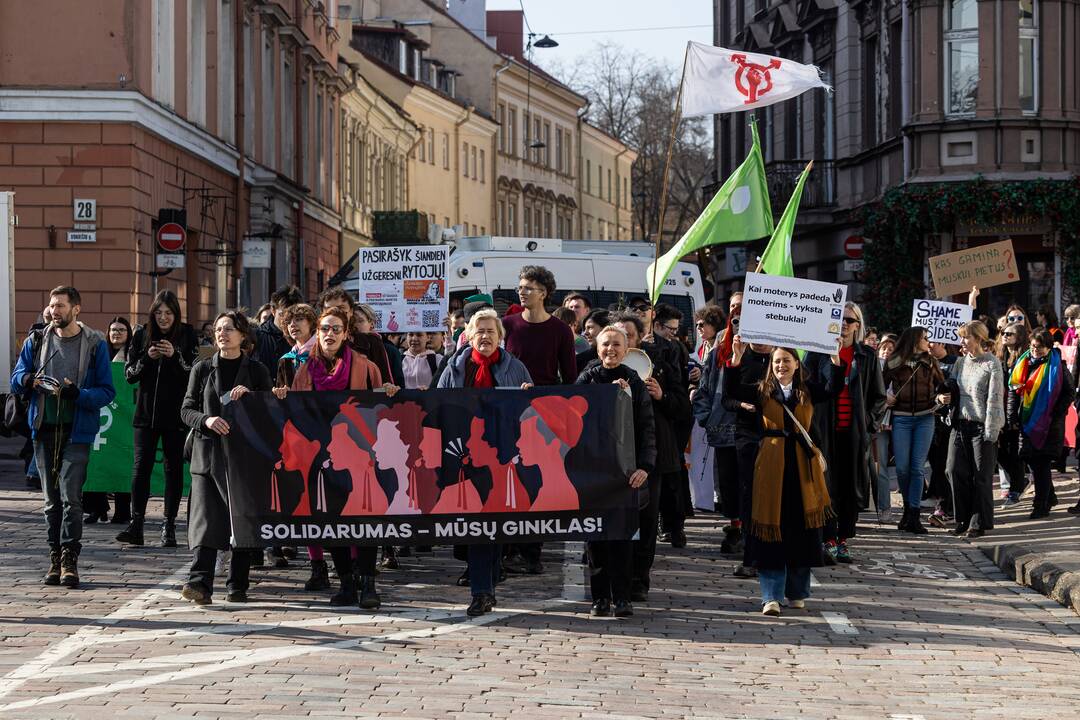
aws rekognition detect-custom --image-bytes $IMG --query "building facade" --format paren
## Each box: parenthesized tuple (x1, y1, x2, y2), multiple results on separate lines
(0, 0, 346, 336)
(711, 0, 1080, 317)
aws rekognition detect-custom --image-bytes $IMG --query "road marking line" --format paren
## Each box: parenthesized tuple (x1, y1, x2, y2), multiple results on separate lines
(810, 571, 820, 587)
(821, 611, 858, 635)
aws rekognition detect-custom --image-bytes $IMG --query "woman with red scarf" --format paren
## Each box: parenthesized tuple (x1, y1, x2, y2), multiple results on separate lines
(273, 307, 400, 609)
(437, 308, 533, 616)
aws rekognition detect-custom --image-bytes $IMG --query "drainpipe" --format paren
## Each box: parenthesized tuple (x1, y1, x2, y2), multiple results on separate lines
(493, 60, 512, 233)
(576, 100, 590, 239)
(232, 0, 246, 308)
(454, 105, 473, 230)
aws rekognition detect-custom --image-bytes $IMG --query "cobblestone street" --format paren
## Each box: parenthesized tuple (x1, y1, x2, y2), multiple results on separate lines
(0, 455, 1078, 719)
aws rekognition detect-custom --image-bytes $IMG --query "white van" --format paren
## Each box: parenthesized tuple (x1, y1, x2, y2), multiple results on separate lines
(341, 236, 706, 341)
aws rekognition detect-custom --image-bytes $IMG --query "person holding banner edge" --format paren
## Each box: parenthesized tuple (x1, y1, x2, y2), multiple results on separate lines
(179, 310, 271, 605)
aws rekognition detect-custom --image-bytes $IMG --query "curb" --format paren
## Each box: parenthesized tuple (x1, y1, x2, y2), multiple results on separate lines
(984, 542, 1080, 615)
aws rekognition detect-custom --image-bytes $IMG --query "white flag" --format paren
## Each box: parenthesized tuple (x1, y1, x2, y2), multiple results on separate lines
(680, 41, 831, 118)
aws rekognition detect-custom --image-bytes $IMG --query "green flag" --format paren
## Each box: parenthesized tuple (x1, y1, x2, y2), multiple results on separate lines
(758, 161, 812, 277)
(647, 123, 774, 302)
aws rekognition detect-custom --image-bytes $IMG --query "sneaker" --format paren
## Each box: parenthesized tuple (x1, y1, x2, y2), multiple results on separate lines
(966, 528, 986, 539)
(835, 541, 853, 563)
(43, 549, 61, 586)
(876, 509, 892, 525)
(612, 600, 634, 617)
(927, 512, 947, 529)
(226, 590, 248, 603)
(733, 564, 758, 578)
(1067, 503, 1080, 515)
(59, 547, 79, 588)
(951, 525, 970, 536)
(467, 593, 496, 617)
(281, 546, 298, 560)
(762, 600, 781, 617)
(1029, 507, 1051, 520)
(720, 526, 742, 555)
(823, 541, 839, 565)
(380, 555, 399, 570)
(180, 582, 212, 605)
(456, 569, 470, 587)
(590, 598, 612, 617)
(266, 548, 288, 568)
(788, 599, 806, 609)
(1002, 493, 1020, 507)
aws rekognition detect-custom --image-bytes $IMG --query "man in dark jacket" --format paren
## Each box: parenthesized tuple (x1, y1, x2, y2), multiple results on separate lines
(254, 285, 303, 376)
(804, 302, 886, 564)
(650, 303, 694, 547)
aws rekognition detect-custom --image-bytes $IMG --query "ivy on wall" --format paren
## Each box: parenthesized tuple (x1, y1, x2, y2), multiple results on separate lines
(859, 176, 1080, 331)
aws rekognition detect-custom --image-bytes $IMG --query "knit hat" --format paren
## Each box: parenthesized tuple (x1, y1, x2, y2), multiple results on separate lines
(529, 395, 588, 447)
(463, 300, 493, 321)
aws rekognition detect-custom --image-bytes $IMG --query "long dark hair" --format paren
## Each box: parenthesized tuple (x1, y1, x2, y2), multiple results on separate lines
(758, 347, 809, 405)
(147, 289, 183, 343)
(997, 322, 1029, 366)
(107, 316, 133, 357)
(889, 326, 933, 367)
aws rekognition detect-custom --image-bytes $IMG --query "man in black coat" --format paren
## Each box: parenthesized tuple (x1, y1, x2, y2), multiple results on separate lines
(254, 285, 303, 377)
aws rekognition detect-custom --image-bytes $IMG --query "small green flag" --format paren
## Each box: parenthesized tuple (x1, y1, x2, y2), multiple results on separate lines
(758, 161, 812, 277)
(647, 123, 774, 302)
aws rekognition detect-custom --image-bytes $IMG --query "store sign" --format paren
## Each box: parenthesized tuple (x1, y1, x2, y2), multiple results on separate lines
(67, 231, 96, 243)
(243, 239, 272, 269)
(955, 215, 1050, 237)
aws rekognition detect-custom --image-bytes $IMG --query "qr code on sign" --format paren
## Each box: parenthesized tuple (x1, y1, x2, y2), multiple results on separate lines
(422, 310, 442, 328)
(372, 311, 383, 327)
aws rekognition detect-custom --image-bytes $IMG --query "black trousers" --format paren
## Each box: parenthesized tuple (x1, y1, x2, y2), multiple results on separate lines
(824, 430, 859, 542)
(947, 422, 997, 530)
(659, 470, 685, 534)
(734, 437, 759, 565)
(632, 473, 662, 590)
(1028, 456, 1058, 511)
(131, 427, 186, 520)
(927, 423, 954, 513)
(998, 428, 1028, 496)
(189, 546, 253, 595)
(588, 540, 631, 602)
(714, 446, 740, 519)
(329, 546, 378, 578)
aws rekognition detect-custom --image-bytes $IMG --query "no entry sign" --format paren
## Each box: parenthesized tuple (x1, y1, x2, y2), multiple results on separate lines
(157, 222, 186, 253)
(844, 236, 864, 259)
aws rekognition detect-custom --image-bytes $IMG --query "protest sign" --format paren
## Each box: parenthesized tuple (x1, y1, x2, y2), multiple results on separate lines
(911, 299, 973, 344)
(83, 363, 191, 495)
(929, 239, 1018, 298)
(738, 272, 847, 354)
(358, 245, 448, 333)
(222, 385, 639, 547)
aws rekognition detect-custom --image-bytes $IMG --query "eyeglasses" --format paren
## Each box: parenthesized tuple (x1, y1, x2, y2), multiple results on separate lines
(216, 326, 237, 335)
(319, 324, 346, 335)
(694, 321, 705, 328)
(662, 323, 680, 333)
(1002, 331, 1016, 337)
(1007, 315, 1025, 323)
(842, 317, 859, 325)
(1030, 344, 1046, 351)
(517, 286, 541, 295)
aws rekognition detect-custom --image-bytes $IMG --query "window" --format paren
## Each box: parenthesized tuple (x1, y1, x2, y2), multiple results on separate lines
(523, 111, 531, 156)
(418, 130, 426, 163)
(862, 35, 879, 147)
(533, 117, 542, 162)
(427, 128, 434, 165)
(555, 128, 563, 172)
(413, 48, 421, 81)
(598, 164, 603, 199)
(543, 122, 551, 167)
(945, 0, 979, 115)
(543, 209, 551, 238)
(244, 18, 255, 155)
(557, 214, 564, 238)
(282, 56, 294, 175)
(471, 145, 477, 179)
(498, 199, 505, 233)
(398, 39, 408, 74)
(1019, 0, 1038, 113)
(565, 215, 572, 238)
(462, 143, 469, 177)
(217, 0, 234, 143)
(153, 0, 175, 108)
(442, 132, 449, 169)
(188, 0, 207, 125)
(508, 202, 517, 235)
(508, 107, 517, 157)
(784, 98, 801, 158)
(327, 95, 335, 202)
(315, 89, 323, 198)
(300, 74, 309, 186)
(564, 135, 572, 176)
(623, 177, 628, 208)
(262, 26, 275, 167)
(607, 168, 612, 202)
(479, 149, 485, 183)
(887, 21, 903, 137)
(498, 103, 506, 152)
(586, 159, 591, 194)
(524, 206, 532, 236)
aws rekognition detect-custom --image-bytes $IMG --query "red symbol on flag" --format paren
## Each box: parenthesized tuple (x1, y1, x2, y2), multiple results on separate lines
(731, 54, 782, 104)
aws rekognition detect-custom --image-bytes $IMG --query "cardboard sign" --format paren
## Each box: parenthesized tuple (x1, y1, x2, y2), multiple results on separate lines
(739, 272, 847, 354)
(358, 245, 449, 333)
(929, 239, 1018, 298)
(911, 299, 973, 344)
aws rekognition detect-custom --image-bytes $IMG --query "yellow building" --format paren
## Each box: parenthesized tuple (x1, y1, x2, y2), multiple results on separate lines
(342, 21, 496, 239)
(580, 122, 637, 241)
(338, 61, 419, 258)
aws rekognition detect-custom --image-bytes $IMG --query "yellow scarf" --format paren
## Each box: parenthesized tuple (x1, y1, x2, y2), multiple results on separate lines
(750, 393, 833, 541)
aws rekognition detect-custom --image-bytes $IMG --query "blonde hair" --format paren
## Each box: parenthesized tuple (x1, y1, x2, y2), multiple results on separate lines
(1065, 304, 1080, 321)
(465, 308, 505, 342)
(957, 320, 991, 351)
(845, 301, 866, 343)
(597, 324, 628, 342)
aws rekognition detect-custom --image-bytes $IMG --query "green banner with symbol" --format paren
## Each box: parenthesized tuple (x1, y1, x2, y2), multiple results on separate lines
(82, 363, 191, 495)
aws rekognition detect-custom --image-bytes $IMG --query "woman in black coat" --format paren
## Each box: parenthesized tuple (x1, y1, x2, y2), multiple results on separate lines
(178, 310, 272, 605)
(575, 324, 656, 619)
(116, 290, 199, 548)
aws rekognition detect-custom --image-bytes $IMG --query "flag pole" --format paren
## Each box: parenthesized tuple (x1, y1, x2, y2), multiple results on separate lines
(754, 158, 813, 273)
(650, 43, 691, 300)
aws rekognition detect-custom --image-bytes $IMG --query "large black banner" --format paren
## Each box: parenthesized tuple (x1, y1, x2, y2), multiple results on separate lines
(221, 385, 639, 547)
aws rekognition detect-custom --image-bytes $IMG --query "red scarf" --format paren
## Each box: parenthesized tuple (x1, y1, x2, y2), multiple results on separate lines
(471, 348, 500, 388)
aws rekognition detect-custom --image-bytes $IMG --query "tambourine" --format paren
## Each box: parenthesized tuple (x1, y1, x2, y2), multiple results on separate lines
(35, 374, 62, 395)
(623, 348, 654, 381)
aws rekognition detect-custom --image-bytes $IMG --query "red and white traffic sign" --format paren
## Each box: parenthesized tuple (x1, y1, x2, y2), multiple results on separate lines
(844, 235, 864, 259)
(157, 222, 186, 253)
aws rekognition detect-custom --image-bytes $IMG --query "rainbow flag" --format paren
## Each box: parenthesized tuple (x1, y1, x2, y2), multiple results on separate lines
(1009, 348, 1064, 450)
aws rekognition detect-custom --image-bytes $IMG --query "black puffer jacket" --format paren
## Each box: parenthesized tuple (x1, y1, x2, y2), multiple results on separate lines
(125, 323, 199, 429)
(575, 363, 657, 474)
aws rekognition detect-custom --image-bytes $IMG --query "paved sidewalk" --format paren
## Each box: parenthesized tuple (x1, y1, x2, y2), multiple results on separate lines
(1, 439, 1080, 718)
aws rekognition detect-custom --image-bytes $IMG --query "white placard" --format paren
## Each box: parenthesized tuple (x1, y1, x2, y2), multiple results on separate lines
(156, 253, 185, 269)
(739, 271, 847, 354)
(73, 198, 96, 222)
(358, 245, 449, 333)
(67, 231, 96, 243)
(243, 239, 272, 269)
(911, 299, 973, 344)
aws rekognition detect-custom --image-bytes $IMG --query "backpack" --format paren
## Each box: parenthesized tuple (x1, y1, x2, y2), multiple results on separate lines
(425, 353, 439, 380)
(1, 330, 44, 438)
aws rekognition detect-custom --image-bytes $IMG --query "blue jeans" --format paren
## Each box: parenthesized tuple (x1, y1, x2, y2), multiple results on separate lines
(468, 544, 501, 595)
(891, 414, 935, 510)
(758, 566, 811, 605)
(35, 427, 90, 553)
(873, 431, 893, 512)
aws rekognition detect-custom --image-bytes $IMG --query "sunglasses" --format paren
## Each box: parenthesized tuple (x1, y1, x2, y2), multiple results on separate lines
(319, 324, 345, 335)
(631, 305, 650, 313)
(1002, 331, 1016, 337)
(1007, 315, 1025, 322)
(842, 317, 859, 325)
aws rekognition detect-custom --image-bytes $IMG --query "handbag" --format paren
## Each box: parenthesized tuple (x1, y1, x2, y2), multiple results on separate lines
(1, 392, 30, 438)
(781, 403, 828, 476)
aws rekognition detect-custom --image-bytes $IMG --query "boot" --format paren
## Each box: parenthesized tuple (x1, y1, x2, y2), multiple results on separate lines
(905, 512, 929, 535)
(160, 519, 177, 548)
(329, 573, 358, 606)
(358, 575, 381, 610)
(897, 506, 912, 532)
(116, 516, 144, 546)
(59, 546, 79, 588)
(44, 548, 61, 586)
(305, 560, 331, 591)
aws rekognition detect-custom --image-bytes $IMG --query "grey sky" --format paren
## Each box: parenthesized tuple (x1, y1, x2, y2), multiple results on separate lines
(486, 0, 712, 77)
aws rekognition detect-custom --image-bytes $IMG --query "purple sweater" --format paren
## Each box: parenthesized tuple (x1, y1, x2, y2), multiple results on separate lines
(502, 313, 577, 386)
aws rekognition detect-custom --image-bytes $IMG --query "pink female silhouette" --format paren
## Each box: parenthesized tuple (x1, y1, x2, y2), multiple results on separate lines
(329, 402, 389, 516)
(517, 396, 588, 512)
(375, 403, 426, 515)
(276, 420, 322, 517)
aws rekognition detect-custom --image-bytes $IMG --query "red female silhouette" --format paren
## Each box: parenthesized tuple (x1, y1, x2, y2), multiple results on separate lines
(517, 396, 587, 512)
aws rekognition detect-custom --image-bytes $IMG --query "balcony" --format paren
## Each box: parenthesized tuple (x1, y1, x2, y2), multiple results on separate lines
(765, 160, 837, 211)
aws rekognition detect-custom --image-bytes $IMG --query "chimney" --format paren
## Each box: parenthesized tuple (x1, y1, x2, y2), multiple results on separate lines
(486, 10, 524, 61)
